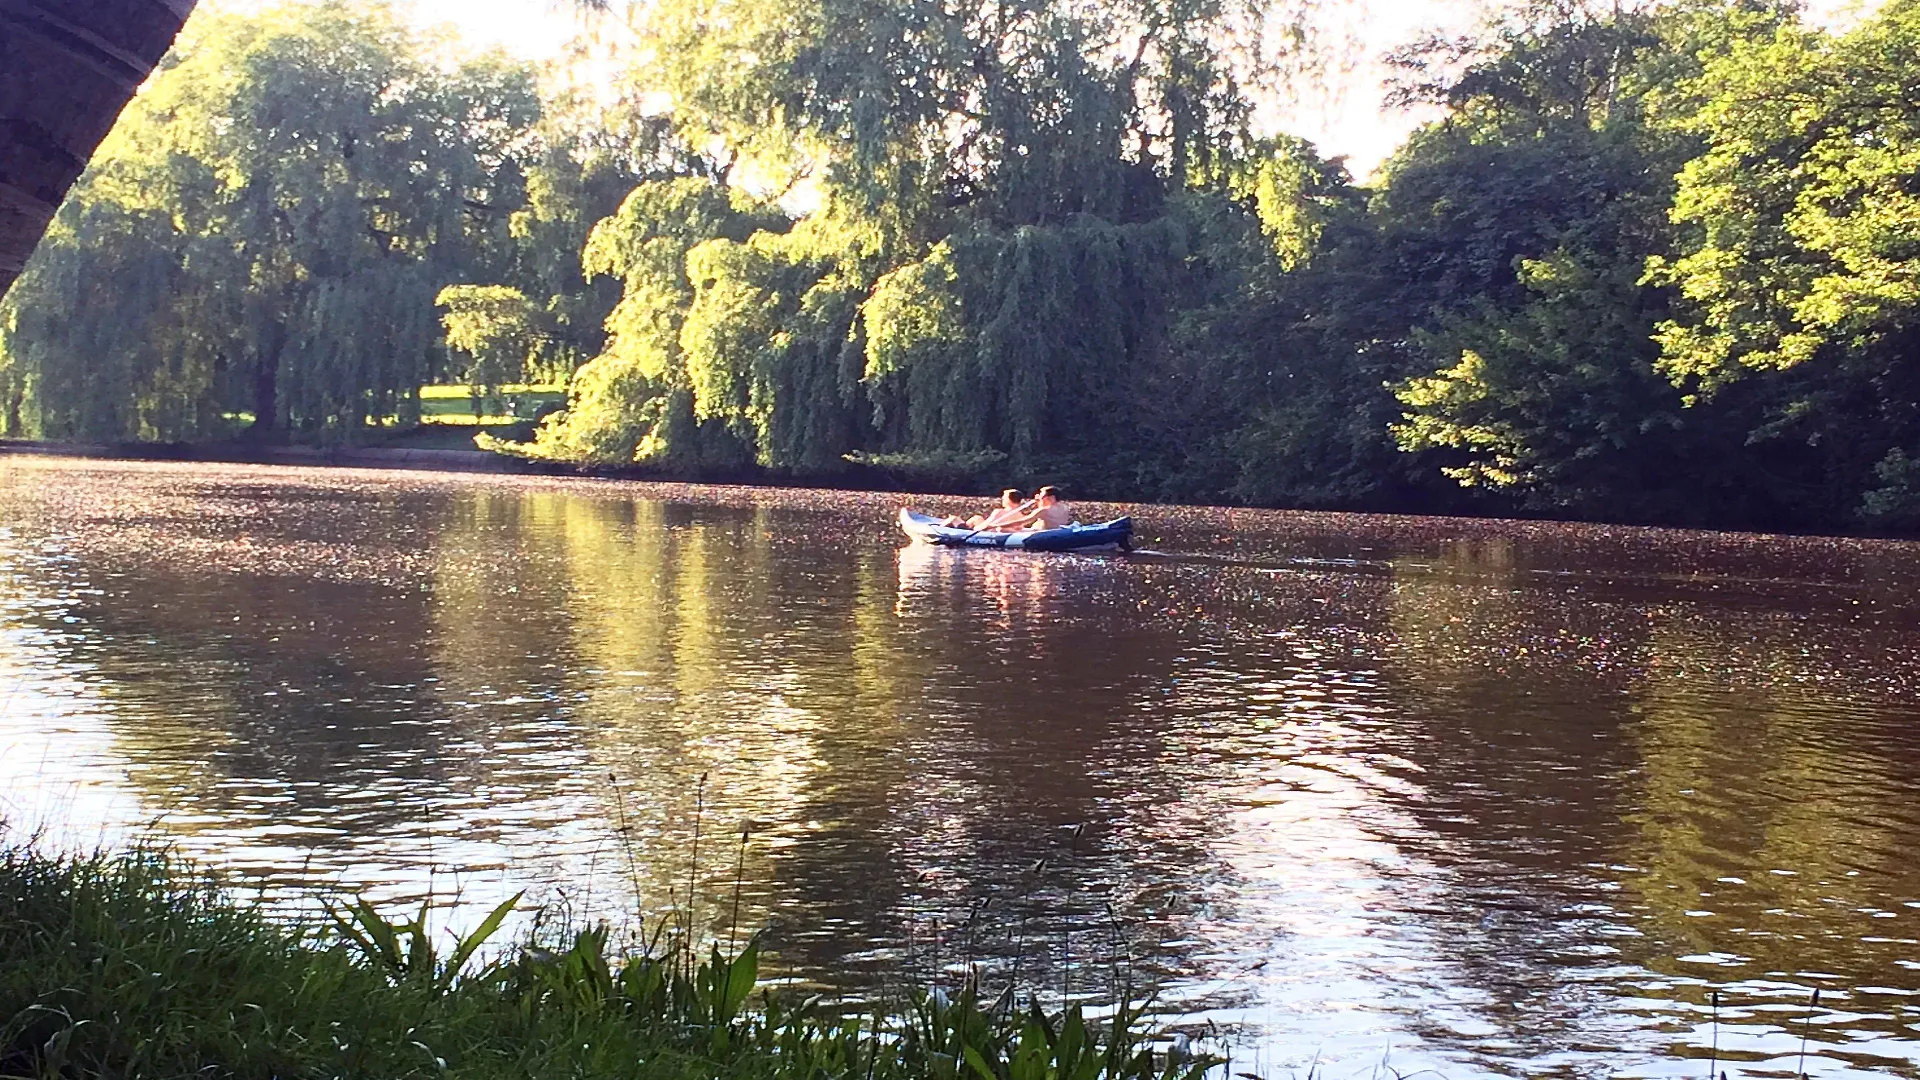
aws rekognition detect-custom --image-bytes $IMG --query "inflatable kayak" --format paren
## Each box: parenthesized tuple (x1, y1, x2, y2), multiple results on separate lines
(898, 509, 1133, 552)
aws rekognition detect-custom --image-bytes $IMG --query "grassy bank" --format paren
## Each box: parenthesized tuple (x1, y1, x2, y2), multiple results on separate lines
(0, 844, 1211, 1080)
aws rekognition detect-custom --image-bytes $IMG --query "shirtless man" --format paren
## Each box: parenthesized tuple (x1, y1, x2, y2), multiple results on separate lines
(1007, 486, 1072, 531)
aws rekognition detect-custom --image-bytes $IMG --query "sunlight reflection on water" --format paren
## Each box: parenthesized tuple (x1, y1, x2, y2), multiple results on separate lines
(2, 457, 1919, 1078)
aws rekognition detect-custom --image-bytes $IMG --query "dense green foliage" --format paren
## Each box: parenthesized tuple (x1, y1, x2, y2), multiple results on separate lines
(0, 842, 1212, 1080)
(0, 2, 643, 442)
(7, 0, 1920, 529)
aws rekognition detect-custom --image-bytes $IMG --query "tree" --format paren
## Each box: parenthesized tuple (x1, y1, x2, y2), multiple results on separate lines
(438, 284, 539, 409)
(1650, 0, 1920, 523)
(461, 92, 707, 395)
(508, 0, 1352, 485)
(1391, 250, 1687, 509)
(1651, 0, 1920, 385)
(1378, 0, 1792, 521)
(0, 1, 542, 441)
(17, 0, 1920, 533)
(637, 0, 1314, 234)
(498, 178, 790, 466)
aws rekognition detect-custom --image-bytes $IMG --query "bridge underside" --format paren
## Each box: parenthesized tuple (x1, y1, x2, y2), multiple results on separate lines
(0, 0, 196, 298)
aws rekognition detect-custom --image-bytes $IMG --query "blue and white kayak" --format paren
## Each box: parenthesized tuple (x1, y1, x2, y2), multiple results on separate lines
(898, 508, 1133, 552)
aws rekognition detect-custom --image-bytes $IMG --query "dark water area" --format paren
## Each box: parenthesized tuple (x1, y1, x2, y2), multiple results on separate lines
(2, 457, 1918, 1079)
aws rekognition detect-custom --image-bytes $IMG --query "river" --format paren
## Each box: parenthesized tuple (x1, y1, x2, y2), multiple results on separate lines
(1, 456, 1917, 1079)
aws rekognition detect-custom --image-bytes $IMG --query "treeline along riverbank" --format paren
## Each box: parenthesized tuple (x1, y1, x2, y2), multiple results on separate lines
(3, 0, 1919, 535)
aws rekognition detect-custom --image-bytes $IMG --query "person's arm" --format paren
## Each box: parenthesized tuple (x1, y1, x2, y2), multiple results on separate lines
(996, 504, 1044, 529)
(985, 500, 1038, 527)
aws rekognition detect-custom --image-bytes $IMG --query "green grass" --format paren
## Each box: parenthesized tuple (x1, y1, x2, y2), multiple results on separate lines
(418, 385, 565, 425)
(0, 843, 1214, 1080)
(373, 424, 532, 451)
(418, 384, 565, 400)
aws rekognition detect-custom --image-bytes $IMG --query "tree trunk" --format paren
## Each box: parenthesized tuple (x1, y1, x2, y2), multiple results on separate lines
(250, 331, 281, 435)
(0, 0, 199, 298)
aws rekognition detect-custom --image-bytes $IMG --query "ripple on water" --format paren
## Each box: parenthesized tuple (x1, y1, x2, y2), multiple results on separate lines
(0, 456, 1918, 1077)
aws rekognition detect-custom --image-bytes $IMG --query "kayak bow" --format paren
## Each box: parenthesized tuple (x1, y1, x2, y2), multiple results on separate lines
(898, 508, 1132, 552)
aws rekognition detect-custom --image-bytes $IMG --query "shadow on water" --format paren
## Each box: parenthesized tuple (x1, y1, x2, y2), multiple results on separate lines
(0, 458, 1918, 1077)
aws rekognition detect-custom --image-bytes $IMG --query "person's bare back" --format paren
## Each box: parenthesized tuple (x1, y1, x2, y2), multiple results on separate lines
(1019, 487, 1073, 530)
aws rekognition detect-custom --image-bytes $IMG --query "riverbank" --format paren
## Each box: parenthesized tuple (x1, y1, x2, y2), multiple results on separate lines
(0, 843, 1204, 1080)
(0, 436, 558, 476)
(11, 434, 1920, 539)
(0, 437, 990, 496)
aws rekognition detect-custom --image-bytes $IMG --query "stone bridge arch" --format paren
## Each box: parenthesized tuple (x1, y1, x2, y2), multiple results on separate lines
(0, 0, 197, 297)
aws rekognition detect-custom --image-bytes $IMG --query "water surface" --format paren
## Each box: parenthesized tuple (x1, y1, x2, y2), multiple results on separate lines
(3, 457, 1919, 1079)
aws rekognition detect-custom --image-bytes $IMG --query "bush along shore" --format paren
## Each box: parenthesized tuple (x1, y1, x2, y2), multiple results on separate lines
(0, 844, 1215, 1080)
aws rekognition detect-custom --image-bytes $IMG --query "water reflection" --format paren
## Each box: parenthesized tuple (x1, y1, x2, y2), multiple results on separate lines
(0, 458, 1917, 1077)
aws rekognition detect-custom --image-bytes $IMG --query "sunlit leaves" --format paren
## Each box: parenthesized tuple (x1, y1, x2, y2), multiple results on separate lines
(438, 284, 539, 394)
(0, 0, 544, 440)
(631, 0, 1312, 234)
(1651, 0, 1920, 388)
(511, 179, 790, 465)
(1393, 251, 1681, 504)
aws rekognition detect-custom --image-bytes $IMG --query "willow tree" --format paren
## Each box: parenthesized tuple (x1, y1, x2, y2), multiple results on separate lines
(449, 100, 698, 399)
(438, 284, 539, 408)
(0, 1, 541, 441)
(860, 217, 1185, 461)
(643, 0, 1311, 223)
(499, 178, 793, 465)
(511, 0, 1327, 474)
